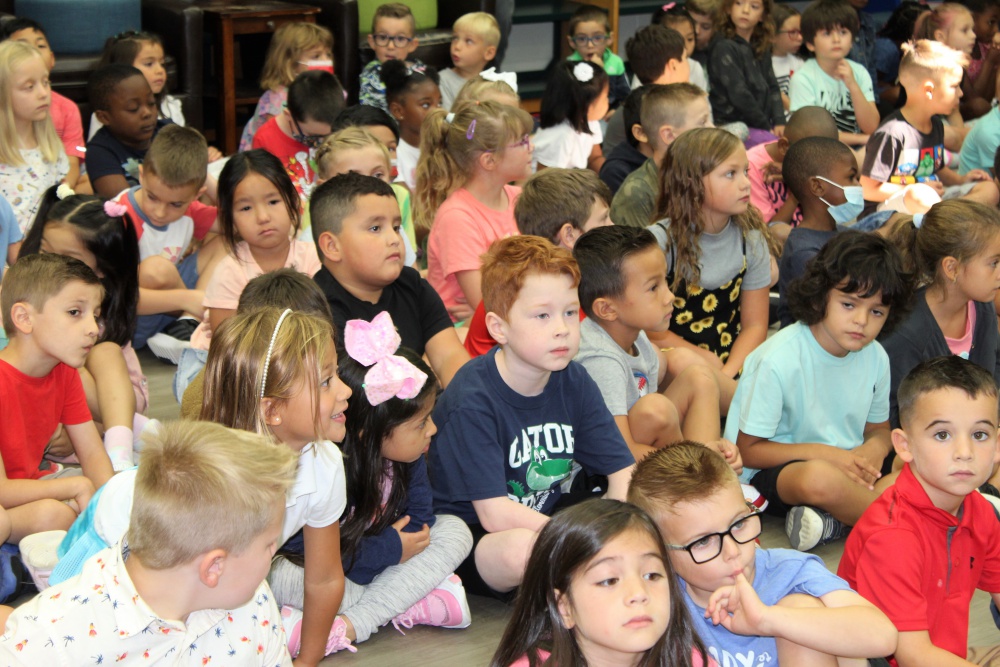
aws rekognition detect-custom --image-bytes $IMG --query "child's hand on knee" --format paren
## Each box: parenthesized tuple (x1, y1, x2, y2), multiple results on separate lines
(62, 477, 96, 514)
(393, 515, 431, 563)
(707, 438, 743, 475)
(827, 448, 881, 490)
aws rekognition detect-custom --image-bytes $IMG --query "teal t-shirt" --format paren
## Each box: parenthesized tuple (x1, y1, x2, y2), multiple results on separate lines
(959, 106, 1000, 175)
(723, 321, 890, 483)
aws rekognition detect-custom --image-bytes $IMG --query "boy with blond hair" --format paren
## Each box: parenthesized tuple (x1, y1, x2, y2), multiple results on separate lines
(0, 254, 114, 536)
(112, 124, 225, 355)
(360, 3, 424, 112)
(629, 443, 897, 666)
(861, 40, 998, 215)
(611, 82, 711, 228)
(0, 420, 298, 665)
(429, 235, 635, 598)
(311, 172, 470, 386)
(463, 167, 613, 357)
(440, 12, 501, 110)
(839, 356, 1000, 667)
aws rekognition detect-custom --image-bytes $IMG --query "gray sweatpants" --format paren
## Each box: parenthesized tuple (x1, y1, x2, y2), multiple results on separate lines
(270, 514, 473, 643)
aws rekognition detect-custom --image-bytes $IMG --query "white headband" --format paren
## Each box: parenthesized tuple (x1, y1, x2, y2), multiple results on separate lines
(261, 309, 293, 401)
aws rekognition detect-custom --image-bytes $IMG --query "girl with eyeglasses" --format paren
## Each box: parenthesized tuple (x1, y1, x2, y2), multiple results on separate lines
(771, 4, 805, 118)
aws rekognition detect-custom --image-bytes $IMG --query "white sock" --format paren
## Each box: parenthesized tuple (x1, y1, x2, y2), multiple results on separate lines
(103, 425, 134, 471)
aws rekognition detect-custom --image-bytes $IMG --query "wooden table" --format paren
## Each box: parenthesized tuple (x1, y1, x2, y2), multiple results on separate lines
(202, 2, 321, 155)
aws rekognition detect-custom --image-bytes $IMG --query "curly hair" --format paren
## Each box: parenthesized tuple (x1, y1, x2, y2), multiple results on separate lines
(786, 230, 915, 335)
(716, 0, 776, 57)
(654, 128, 780, 291)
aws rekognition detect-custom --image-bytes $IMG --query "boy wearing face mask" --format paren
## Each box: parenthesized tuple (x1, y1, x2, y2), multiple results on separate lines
(776, 136, 866, 328)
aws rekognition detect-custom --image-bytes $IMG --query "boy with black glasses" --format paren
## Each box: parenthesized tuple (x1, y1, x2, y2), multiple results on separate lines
(628, 442, 897, 667)
(566, 5, 630, 108)
(360, 3, 423, 112)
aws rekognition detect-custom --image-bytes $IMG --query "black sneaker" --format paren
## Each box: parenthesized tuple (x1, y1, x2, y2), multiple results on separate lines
(162, 317, 199, 342)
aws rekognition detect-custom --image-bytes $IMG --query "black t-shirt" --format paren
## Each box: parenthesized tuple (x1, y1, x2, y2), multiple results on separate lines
(313, 265, 452, 355)
(85, 119, 171, 186)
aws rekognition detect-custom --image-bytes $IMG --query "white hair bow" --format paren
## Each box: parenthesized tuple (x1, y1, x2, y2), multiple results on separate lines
(480, 67, 518, 93)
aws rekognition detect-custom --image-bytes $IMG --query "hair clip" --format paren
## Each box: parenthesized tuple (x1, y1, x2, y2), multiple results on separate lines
(408, 63, 426, 75)
(573, 62, 595, 83)
(912, 213, 925, 229)
(663, 2, 677, 9)
(261, 308, 293, 401)
(466, 119, 477, 140)
(480, 67, 519, 93)
(344, 312, 427, 406)
(56, 184, 75, 201)
(445, 112, 455, 123)
(103, 200, 127, 217)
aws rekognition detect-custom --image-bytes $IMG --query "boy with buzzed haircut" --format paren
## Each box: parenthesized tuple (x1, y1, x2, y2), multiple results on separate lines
(311, 172, 469, 386)
(567, 5, 629, 109)
(111, 124, 225, 355)
(778, 135, 863, 327)
(839, 356, 1000, 667)
(611, 83, 711, 228)
(440, 12, 502, 110)
(0, 420, 298, 666)
(791, 0, 879, 148)
(429, 235, 635, 599)
(463, 167, 613, 357)
(573, 225, 738, 463)
(360, 3, 423, 112)
(861, 40, 998, 215)
(629, 443, 897, 667)
(85, 64, 167, 199)
(748, 106, 839, 238)
(0, 254, 114, 537)
(254, 69, 346, 200)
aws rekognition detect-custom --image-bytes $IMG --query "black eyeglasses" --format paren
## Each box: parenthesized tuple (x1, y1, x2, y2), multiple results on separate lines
(665, 504, 763, 564)
(572, 34, 609, 47)
(290, 116, 325, 148)
(372, 33, 414, 48)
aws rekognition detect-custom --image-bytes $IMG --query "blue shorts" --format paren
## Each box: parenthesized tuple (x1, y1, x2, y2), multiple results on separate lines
(133, 253, 200, 349)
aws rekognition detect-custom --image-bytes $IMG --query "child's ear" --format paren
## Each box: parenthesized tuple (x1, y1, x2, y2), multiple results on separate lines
(196, 185, 208, 200)
(198, 549, 228, 588)
(940, 255, 960, 283)
(555, 222, 580, 249)
(555, 589, 576, 629)
(659, 124, 677, 147)
(485, 311, 509, 344)
(891, 428, 914, 463)
(776, 136, 790, 155)
(592, 296, 618, 322)
(367, 33, 377, 51)
(484, 44, 497, 63)
(933, 28, 946, 42)
(805, 40, 815, 54)
(923, 80, 936, 100)
(9, 302, 34, 335)
(808, 175, 827, 198)
(94, 108, 112, 126)
(317, 230, 342, 263)
(388, 100, 405, 123)
(478, 150, 498, 172)
(259, 398, 284, 427)
(631, 123, 648, 145)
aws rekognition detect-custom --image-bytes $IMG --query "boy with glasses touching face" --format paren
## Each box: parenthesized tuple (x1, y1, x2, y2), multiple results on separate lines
(567, 5, 630, 109)
(360, 3, 424, 112)
(628, 443, 897, 667)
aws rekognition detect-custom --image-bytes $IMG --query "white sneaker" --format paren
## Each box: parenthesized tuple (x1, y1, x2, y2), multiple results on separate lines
(18, 530, 65, 591)
(146, 333, 191, 365)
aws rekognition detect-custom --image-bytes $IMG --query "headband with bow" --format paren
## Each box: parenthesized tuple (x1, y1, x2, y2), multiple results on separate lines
(480, 67, 519, 93)
(344, 311, 428, 406)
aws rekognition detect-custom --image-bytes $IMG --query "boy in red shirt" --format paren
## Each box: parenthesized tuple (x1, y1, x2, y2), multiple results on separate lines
(839, 356, 1000, 666)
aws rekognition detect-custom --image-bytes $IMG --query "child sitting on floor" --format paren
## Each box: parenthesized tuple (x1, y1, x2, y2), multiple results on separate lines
(360, 3, 424, 113)
(565, 5, 630, 109)
(440, 12, 502, 110)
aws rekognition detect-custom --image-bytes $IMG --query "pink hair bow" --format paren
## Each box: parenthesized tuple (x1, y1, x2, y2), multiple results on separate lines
(104, 200, 127, 217)
(344, 311, 428, 406)
(663, 2, 676, 9)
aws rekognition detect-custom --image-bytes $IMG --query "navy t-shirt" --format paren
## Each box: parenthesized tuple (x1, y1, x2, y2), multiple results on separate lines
(429, 347, 635, 523)
(85, 119, 171, 187)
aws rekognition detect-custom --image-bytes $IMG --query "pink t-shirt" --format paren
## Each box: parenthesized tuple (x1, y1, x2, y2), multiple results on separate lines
(747, 142, 801, 225)
(945, 300, 976, 359)
(510, 647, 715, 666)
(50, 91, 85, 159)
(427, 185, 520, 319)
(189, 239, 321, 349)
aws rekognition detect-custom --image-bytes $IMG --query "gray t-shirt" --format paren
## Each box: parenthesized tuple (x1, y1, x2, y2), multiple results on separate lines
(575, 317, 659, 416)
(648, 218, 771, 291)
(439, 68, 467, 111)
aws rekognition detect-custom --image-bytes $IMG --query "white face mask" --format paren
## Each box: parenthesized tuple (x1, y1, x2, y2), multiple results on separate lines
(816, 175, 865, 224)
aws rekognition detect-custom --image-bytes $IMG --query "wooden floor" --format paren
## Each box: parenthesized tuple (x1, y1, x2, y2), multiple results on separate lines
(128, 350, 1000, 664)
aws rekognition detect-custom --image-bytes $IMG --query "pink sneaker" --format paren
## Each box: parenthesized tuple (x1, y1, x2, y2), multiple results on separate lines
(281, 605, 357, 656)
(392, 574, 472, 634)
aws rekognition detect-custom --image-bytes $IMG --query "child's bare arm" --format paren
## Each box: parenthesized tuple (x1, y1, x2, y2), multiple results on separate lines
(63, 156, 82, 190)
(736, 431, 881, 489)
(82, 342, 135, 427)
(707, 575, 897, 658)
(91, 174, 130, 200)
(0, 464, 93, 512)
(137, 286, 205, 317)
(472, 497, 549, 533)
(208, 307, 236, 333)
(604, 467, 633, 501)
(424, 328, 471, 388)
(722, 287, 769, 378)
(454, 270, 483, 312)
(835, 61, 879, 134)
(298, 522, 346, 667)
(894, 630, 975, 667)
(6, 241, 20, 268)
(854, 420, 892, 472)
(66, 421, 114, 489)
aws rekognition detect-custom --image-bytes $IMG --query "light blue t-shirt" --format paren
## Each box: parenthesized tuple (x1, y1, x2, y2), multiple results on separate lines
(681, 548, 851, 667)
(959, 106, 1000, 175)
(789, 58, 874, 134)
(0, 194, 22, 281)
(724, 321, 890, 483)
